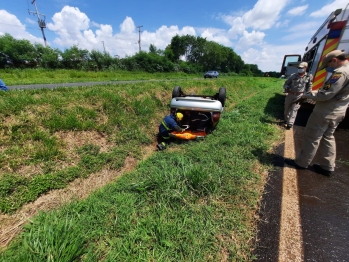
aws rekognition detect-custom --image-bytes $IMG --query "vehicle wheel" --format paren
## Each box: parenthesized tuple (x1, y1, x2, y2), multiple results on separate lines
(218, 87, 226, 107)
(172, 86, 182, 98)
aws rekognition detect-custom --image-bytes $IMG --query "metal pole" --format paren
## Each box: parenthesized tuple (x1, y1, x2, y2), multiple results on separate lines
(102, 41, 106, 53)
(29, 0, 47, 47)
(137, 25, 143, 52)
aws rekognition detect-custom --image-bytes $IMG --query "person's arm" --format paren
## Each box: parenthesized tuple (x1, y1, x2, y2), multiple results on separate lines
(173, 125, 184, 132)
(283, 74, 294, 89)
(305, 74, 313, 93)
(167, 117, 184, 132)
(302, 72, 346, 101)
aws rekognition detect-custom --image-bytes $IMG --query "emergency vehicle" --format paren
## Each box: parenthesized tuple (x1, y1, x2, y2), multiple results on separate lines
(280, 3, 349, 89)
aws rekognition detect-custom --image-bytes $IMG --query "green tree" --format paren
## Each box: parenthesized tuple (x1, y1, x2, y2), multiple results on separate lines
(61, 45, 89, 69)
(0, 33, 37, 67)
(169, 35, 187, 61)
(34, 44, 61, 68)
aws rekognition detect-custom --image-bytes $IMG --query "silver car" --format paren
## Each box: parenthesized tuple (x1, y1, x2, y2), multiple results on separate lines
(169, 86, 226, 140)
(204, 71, 219, 78)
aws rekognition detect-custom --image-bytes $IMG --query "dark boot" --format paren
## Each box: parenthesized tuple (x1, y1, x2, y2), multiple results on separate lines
(313, 164, 332, 176)
(157, 142, 167, 151)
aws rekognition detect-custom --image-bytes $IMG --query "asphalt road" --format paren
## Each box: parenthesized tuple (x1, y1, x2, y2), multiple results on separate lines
(6, 80, 155, 90)
(254, 106, 349, 262)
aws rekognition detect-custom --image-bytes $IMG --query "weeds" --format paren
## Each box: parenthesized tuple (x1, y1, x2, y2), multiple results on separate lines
(0, 76, 285, 261)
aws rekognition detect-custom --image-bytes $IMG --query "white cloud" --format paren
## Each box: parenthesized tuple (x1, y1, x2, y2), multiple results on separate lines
(236, 30, 265, 49)
(46, 6, 91, 47)
(241, 41, 306, 72)
(287, 5, 308, 16)
(310, 0, 348, 17)
(281, 21, 320, 41)
(25, 17, 37, 25)
(141, 25, 197, 53)
(0, 10, 44, 44)
(45, 6, 200, 57)
(242, 0, 290, 30)
(226, 17, 245, 39)
(119, 16, 135, 34)
(275, 19, 290, 28)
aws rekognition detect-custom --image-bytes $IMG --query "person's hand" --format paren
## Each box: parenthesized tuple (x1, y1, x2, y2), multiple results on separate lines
(293, 97, 306, 104)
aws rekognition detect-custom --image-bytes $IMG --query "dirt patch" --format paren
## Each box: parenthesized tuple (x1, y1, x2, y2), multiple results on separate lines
(55, 130, 111, 153)
(0, 145, 155, 250)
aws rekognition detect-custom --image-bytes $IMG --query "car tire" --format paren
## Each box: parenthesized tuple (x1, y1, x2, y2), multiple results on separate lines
(172, 86, 182, 98)
(218, 87, 226, 107)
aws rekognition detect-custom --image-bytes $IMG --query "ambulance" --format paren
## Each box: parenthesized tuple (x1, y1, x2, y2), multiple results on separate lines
(280, 3, 349, 89)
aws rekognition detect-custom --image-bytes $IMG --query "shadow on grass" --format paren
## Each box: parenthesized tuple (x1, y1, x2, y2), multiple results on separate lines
(252, 92, 285, 260)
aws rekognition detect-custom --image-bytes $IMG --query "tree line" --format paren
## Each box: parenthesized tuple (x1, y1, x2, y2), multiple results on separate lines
(0, 33, 266, 76)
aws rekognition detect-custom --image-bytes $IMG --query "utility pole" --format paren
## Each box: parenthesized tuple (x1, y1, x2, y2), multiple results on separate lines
(136, 25, 143, 52)
(101, 41, 106, 53)
(28, 0, 47, 47)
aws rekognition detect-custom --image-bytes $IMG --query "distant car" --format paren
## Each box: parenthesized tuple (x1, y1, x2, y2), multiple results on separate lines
(169, 86, 226, 140)
(204, 71, 219, 78)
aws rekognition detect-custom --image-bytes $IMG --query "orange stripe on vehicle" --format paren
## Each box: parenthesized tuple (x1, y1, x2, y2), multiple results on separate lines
(312, 70, 327, 90)
(312, 31, 341, 91)
(317, 38, 340, 72)
(323, 38, 339, 54)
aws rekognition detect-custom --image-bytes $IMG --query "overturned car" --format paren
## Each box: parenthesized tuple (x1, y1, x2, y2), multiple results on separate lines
(169, 86, 226, 140)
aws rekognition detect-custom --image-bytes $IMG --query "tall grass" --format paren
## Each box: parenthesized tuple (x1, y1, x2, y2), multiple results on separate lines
(0, 77, 285, 261)
(0, 68, 196, 85)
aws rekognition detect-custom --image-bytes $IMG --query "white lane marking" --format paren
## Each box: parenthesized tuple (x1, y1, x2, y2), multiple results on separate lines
(278, 128, 303, 262)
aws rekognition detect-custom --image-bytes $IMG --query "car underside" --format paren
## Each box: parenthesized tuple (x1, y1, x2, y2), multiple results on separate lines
(169, 86, 226, 140)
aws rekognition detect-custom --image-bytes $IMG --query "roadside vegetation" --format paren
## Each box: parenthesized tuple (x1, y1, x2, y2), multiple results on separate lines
(0, 33, 268, 77)
(0, 68, 197, 85)
(0, 76, 285, 261)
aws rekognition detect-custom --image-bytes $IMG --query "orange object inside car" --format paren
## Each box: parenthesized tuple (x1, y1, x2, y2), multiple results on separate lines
(171, 130, 207, 140)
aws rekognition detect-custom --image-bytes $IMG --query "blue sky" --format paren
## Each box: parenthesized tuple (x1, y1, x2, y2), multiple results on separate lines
(1, 0, 348, 72)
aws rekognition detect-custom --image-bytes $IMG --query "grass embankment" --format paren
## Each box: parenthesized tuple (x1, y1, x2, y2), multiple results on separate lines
(0, 68, 197, 85)
(0, 76, 285, 261)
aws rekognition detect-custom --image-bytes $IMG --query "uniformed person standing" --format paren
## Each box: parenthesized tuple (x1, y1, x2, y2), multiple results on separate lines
(283, 62, 313, 129)
(285, 50, 349, 176)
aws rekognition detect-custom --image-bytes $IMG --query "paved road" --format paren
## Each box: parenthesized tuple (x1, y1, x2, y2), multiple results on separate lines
(254, 107, 349, 261)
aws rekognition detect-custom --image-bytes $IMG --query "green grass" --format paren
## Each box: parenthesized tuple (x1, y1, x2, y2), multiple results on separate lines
(0, 68, 198, 85)
(0, 76, 285, 261)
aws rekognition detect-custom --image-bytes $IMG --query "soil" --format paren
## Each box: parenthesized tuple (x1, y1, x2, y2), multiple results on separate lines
(0, 144, 154, 249)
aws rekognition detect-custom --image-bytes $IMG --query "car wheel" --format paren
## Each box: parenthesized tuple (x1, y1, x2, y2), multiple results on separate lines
(172, 86, 182, 98)
(218, 87, 226, 107)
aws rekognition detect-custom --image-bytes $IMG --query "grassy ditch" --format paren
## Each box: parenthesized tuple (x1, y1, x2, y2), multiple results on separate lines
(0, 68, 197, 85)
(0, 77, 285, 261)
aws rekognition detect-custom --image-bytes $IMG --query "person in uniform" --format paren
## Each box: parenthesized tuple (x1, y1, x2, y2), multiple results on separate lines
(157, 112, 185, 150)
(283, 62, 313, 129)
(285, 50, 349, 176)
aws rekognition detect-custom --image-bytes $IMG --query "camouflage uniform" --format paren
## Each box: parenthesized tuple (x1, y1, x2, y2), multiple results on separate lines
(295, 62, 349, 171)
(284, 72, 313, 127)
